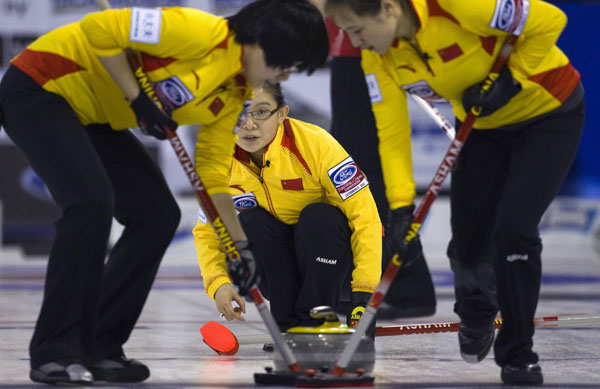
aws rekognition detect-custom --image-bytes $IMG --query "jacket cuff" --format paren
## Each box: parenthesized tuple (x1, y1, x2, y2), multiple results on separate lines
(206, 275, 232, 300)
(351, 280, 378, 294)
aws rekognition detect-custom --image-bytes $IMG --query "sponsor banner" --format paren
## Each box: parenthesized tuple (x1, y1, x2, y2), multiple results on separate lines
(211, 0, 252, 15)
(0, 144, 60, 254)
(53, 0, 184, 13)
(540, 199, 599, 234)
(418, 196, 600, 261)
(0, 0, 207, 33)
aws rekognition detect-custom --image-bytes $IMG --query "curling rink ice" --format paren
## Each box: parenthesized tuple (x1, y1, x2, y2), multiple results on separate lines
(1, 196, 600, 388)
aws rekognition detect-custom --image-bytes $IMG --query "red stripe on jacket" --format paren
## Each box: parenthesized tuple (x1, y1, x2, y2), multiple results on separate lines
(528, 63, 580, 103)
(141, 52, 176, 72)
(282, 119, 312, 176)
(426, 0, 460, 26)
(12, 49, 86, 86)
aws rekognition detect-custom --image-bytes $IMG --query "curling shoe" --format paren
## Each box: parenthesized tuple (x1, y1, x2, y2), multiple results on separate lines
(458, 322, 495, 363)
(501, 363, 543, 385)
(30, 359, 93, 386)
(90, 354, 150, 383)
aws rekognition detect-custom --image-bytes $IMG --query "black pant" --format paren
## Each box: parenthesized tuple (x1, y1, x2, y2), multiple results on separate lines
(329, 56, 435, 309)
(448, 96, 585, 366)
(239, 203, 353, 331)
(0, 66, 181, 367)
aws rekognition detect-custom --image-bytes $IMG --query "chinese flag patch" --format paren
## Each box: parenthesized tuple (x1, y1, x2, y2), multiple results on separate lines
(438, 43, 463, 62)
(281, 178, 303, 191)
(209, 97, 225, 116)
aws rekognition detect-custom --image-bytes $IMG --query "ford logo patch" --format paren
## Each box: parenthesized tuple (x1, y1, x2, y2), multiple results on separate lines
(162, 79, 186, 105)
(234, 197, 257, 210)
(334, 165, 357, 185)
(499, 0, 515, 30)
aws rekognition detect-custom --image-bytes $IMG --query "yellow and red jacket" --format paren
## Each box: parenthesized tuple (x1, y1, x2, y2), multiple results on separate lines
(11, 7, 252, 196)
(193, 117, 382, 299)
(361, 0, 580, 209)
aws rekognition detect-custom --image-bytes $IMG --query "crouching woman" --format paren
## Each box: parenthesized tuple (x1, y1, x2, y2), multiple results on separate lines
(193, 84, 381, 333)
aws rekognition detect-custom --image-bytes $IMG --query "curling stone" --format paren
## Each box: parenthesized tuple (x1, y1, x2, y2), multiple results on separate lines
(272, 306, 375, 373)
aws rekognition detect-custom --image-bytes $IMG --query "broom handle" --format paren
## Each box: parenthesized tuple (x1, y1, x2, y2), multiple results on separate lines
(230, 313, 600, 345)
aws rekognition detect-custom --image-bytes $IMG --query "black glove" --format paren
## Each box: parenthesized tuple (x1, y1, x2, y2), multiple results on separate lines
(385, 205, 423, 268)
(227, 240, 260, 298)
(347, 291, 375, 340)
(462, 66, 522, 118)
(130, 90, 178, 140)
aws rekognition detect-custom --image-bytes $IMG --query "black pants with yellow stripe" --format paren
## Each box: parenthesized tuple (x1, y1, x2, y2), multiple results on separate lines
(0, 66, 181, 368)
(448, 91, 585, 367)
(239, 203, 353, 331)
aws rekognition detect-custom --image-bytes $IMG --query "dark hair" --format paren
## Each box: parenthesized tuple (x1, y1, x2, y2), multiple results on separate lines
(263, 83, 286, 107)
(228, 0, 329, 75)
(324, 0, 407, 16)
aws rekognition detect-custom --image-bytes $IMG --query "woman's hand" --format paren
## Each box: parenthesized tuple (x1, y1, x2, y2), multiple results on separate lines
(214, 283, 246, 321)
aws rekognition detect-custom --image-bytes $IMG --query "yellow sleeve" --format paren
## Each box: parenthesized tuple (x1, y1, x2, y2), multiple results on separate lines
(193, 216, 231, 299)
(439, 0, 567, 74)
(316, 132, 382, 294)
(361, 50, 415, 210)
(80, 7, 228, 58)
(194, 108, 243, 196)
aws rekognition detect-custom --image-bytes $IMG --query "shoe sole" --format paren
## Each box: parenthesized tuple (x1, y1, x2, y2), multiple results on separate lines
(501, 370, 543, 385)
(89, 367, 150, 383)
(30, 370, 93, 386)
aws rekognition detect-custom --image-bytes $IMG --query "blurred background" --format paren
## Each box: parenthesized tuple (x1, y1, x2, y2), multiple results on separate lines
(0, 0, 598, 257)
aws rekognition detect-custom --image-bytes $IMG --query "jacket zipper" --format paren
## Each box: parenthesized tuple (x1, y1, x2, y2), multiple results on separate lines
(243, 161, 281, 221)
(409, 39, 435, 76)
(258, 156, 280, 220)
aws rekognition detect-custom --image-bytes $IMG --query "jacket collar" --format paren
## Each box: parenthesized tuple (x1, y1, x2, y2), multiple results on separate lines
(233, 118, 311, 175)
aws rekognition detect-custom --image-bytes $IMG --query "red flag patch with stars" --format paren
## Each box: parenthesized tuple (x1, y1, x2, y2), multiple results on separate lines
(438, 43, 463, 62)
(209, 97, 225, 116)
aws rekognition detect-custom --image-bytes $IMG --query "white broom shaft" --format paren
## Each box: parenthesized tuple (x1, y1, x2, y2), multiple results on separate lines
(410, 94, 456, 140)
(534, 314, 600, 327)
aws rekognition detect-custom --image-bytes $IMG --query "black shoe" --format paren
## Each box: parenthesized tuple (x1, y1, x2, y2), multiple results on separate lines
(376, 301, 436, 319)
(501, 363, 543, 385)
(458, 322, 495, 363)
(90, 354, 150, 383)
(30, 359, 93, 386)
